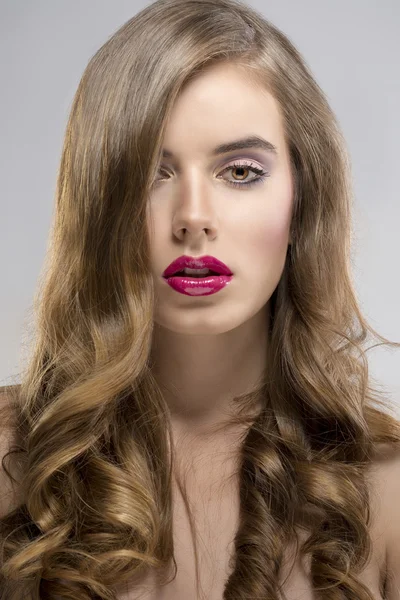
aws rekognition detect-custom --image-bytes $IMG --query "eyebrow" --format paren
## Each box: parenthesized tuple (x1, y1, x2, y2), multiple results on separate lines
(161, 135, 278, 159)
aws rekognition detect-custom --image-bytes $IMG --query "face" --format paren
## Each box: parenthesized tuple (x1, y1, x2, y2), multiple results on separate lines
(147, 61, 294, 335)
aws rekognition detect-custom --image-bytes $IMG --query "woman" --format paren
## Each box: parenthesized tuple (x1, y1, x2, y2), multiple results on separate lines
(1, 0, 400, 598)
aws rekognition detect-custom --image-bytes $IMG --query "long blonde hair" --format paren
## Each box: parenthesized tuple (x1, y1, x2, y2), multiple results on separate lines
(1, 0, 400, 598)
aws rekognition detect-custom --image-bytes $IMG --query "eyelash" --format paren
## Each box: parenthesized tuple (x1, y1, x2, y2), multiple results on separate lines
(219, 161, 270, 188)
(156, 161, 270, 189)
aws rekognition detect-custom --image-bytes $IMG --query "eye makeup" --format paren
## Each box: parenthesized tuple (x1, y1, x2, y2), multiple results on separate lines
(154, 158, 270, 190)
(218, 160, 270, 189)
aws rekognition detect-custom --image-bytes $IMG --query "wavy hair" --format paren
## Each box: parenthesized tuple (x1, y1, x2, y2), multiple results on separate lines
(1, 0, 400, 598)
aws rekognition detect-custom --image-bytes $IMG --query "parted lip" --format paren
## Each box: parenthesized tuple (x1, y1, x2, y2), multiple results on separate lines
(163, 255, 233, 278)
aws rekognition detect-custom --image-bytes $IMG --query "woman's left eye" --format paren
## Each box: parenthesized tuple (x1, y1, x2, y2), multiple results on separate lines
(154, 161, 270, 189)
(218, 161, 270, 189)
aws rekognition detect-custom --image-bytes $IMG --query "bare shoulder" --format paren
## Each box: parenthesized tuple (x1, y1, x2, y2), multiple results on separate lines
(366, 442, 400, 597)
(0, 385, 22, 519)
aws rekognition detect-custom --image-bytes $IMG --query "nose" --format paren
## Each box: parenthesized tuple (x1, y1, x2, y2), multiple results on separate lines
(172, 174, 218, 241)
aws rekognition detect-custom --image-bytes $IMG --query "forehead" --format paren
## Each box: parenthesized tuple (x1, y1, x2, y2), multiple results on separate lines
(160, 62, 286, 160)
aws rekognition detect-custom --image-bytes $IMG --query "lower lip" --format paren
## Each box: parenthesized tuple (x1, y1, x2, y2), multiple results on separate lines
(163, 274, 233, 296)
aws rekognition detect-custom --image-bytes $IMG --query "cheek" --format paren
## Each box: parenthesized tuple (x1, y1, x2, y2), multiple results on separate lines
(247, 197, 293, 260)
(242, 165, 294, 255)
(240, 192, 293, 292)
(260, 212, 290, 252)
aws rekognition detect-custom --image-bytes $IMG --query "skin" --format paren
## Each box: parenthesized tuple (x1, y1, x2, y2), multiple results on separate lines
(147, 61, 294, 461)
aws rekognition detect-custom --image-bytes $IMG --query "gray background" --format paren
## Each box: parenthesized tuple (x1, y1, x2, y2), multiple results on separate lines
(1, 1, 399, 414)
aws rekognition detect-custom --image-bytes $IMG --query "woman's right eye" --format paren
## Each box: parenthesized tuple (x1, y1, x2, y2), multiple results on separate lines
(152, 168, 169, 184)
(149, 168, 168, 188)
(157, 168, 169, 180)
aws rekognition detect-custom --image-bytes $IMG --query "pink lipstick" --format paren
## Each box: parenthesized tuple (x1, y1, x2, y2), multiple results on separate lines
(162, 255, 234, 297)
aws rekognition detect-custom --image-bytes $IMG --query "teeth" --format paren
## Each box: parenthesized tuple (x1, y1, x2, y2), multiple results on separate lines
(183, 268, 211, 276)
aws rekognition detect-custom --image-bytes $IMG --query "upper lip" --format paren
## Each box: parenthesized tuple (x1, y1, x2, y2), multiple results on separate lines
(163, 255, 233, 278)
